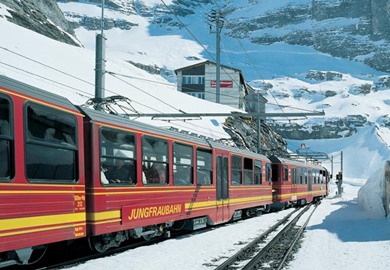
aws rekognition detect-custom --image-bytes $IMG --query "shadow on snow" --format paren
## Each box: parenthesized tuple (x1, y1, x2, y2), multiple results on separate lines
(307, 199, 390, 242)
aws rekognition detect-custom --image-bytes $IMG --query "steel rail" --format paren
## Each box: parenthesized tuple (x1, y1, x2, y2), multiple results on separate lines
(214, 207, 302, 270)
(242, 204, 313, 270)
(275, 203, 319, 270)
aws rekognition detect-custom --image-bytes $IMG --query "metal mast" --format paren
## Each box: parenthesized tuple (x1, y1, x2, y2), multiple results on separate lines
(209, 10, 224, 104)
(95, 0, 106, 111)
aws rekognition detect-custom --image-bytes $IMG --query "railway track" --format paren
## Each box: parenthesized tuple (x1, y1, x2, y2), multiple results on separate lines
(214, 203, 318, 270)
(5, 205, 316, 270)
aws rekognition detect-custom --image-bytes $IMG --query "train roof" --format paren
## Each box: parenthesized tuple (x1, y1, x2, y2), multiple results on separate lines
(0, 75, 78, 112)
(79, 106, 270, 161)
(269, 155, 325, 170)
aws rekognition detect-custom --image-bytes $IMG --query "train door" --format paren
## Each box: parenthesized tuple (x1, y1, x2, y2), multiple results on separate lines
(216, 153, 229, 223)
(308, 169, 313, 192)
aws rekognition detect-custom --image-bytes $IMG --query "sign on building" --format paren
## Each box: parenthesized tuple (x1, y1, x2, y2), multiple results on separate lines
(210, 80, 233, 88)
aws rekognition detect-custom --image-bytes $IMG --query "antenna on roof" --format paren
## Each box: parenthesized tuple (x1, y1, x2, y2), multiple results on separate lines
(95, 0, 106, 111)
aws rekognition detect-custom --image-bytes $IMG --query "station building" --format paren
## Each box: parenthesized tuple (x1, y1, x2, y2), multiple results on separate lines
(175, 60, 257, 110)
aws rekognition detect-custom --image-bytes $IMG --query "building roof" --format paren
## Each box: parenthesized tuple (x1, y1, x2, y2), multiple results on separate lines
(174, 60, 242, 73)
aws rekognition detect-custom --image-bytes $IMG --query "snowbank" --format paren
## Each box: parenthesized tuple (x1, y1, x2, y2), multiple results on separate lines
(357, 165, 386, 218)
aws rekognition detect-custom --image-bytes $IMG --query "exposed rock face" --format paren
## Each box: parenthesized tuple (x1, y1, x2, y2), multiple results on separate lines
(223, 0, 390, 73)
(269, 115, 368, 140)
(0, 0, 79, 46)
(57, 0, 390, 73)
(223, 117, 289, 157)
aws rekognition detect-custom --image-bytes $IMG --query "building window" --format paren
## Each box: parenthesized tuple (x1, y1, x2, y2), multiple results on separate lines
(0, 96, 13, 181)
(173, 143, 193, 186)
(183, 76, 205, 84)
(187, 92, 205, 99)
(25, 103, 77, 182)
(100, 128, 136, 186)
(142, 136, 168, 185)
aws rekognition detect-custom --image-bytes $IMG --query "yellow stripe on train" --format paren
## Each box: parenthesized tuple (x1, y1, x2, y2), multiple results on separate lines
(0, 213, 86, 232)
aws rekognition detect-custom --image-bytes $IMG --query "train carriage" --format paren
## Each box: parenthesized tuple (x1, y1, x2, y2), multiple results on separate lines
(0, 75, 86, 267)
(79, 106, 273, 252)
(269, 156, 329, 208)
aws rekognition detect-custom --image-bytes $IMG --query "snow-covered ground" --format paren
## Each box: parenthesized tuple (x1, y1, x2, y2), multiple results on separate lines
(67, 176, 390, 270)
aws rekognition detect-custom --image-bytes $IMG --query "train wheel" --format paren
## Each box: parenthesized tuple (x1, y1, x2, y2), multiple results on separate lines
(88, 236, 108, 253)
(263, 204, 271, 213)
(15, 245, 48, 266)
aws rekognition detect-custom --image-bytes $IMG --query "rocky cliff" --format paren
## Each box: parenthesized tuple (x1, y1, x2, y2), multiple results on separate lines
(0, 0, 79, 46)
(224, 0, 390, 73)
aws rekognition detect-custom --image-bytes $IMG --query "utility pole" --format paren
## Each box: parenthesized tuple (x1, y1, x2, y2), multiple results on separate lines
(95, 0, 106, 111)
(209, 9, 224, 104)
(331, 155, 334, 178)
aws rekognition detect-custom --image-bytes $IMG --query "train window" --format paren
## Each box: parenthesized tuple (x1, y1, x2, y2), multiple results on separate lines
(222, 157, 228, 198)
(243, 158, 253, 185)
(304, 168, 308, 184)
(283, 165, 288, 182)
(231, 155, 242, 185)
(142, 136, 168, 185)
(173, 143, 193, 186)
(100, 128, 136, 186)
(0, 96, 13, 181)
(196, 148, 212, 186)
(266, 163, 272, 182)
(312, 170, 317, 184)
(320, 170, 325, 183)
(316, 170, 320, 184)
(25, 103, 77, 183)
(254, 160, 262, 185)
(291, 168, 297, 184)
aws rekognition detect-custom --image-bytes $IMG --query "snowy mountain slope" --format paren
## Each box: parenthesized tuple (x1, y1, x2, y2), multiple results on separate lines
(0, 11, 234, 140)
(56, 0, 390, 177)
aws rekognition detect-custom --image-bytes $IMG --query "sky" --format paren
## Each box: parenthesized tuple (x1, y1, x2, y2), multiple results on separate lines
(1, 1, 390, 269)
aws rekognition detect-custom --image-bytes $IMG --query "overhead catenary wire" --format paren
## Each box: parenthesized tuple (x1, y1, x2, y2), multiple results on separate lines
(0, 41, 244, 136)
(159, 0, 245, 94)
(0, 52, 230, 138)
(0, 47, 179, 113)
(0, 61, 94, 98)
(0, 46, 94, 87)
(162, 0, 289, 118)
(107, 72, 233, 138)
(210, 0, 298, 120)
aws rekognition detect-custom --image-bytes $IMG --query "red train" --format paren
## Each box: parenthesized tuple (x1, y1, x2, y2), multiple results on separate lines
(0, 75, 329, 267)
